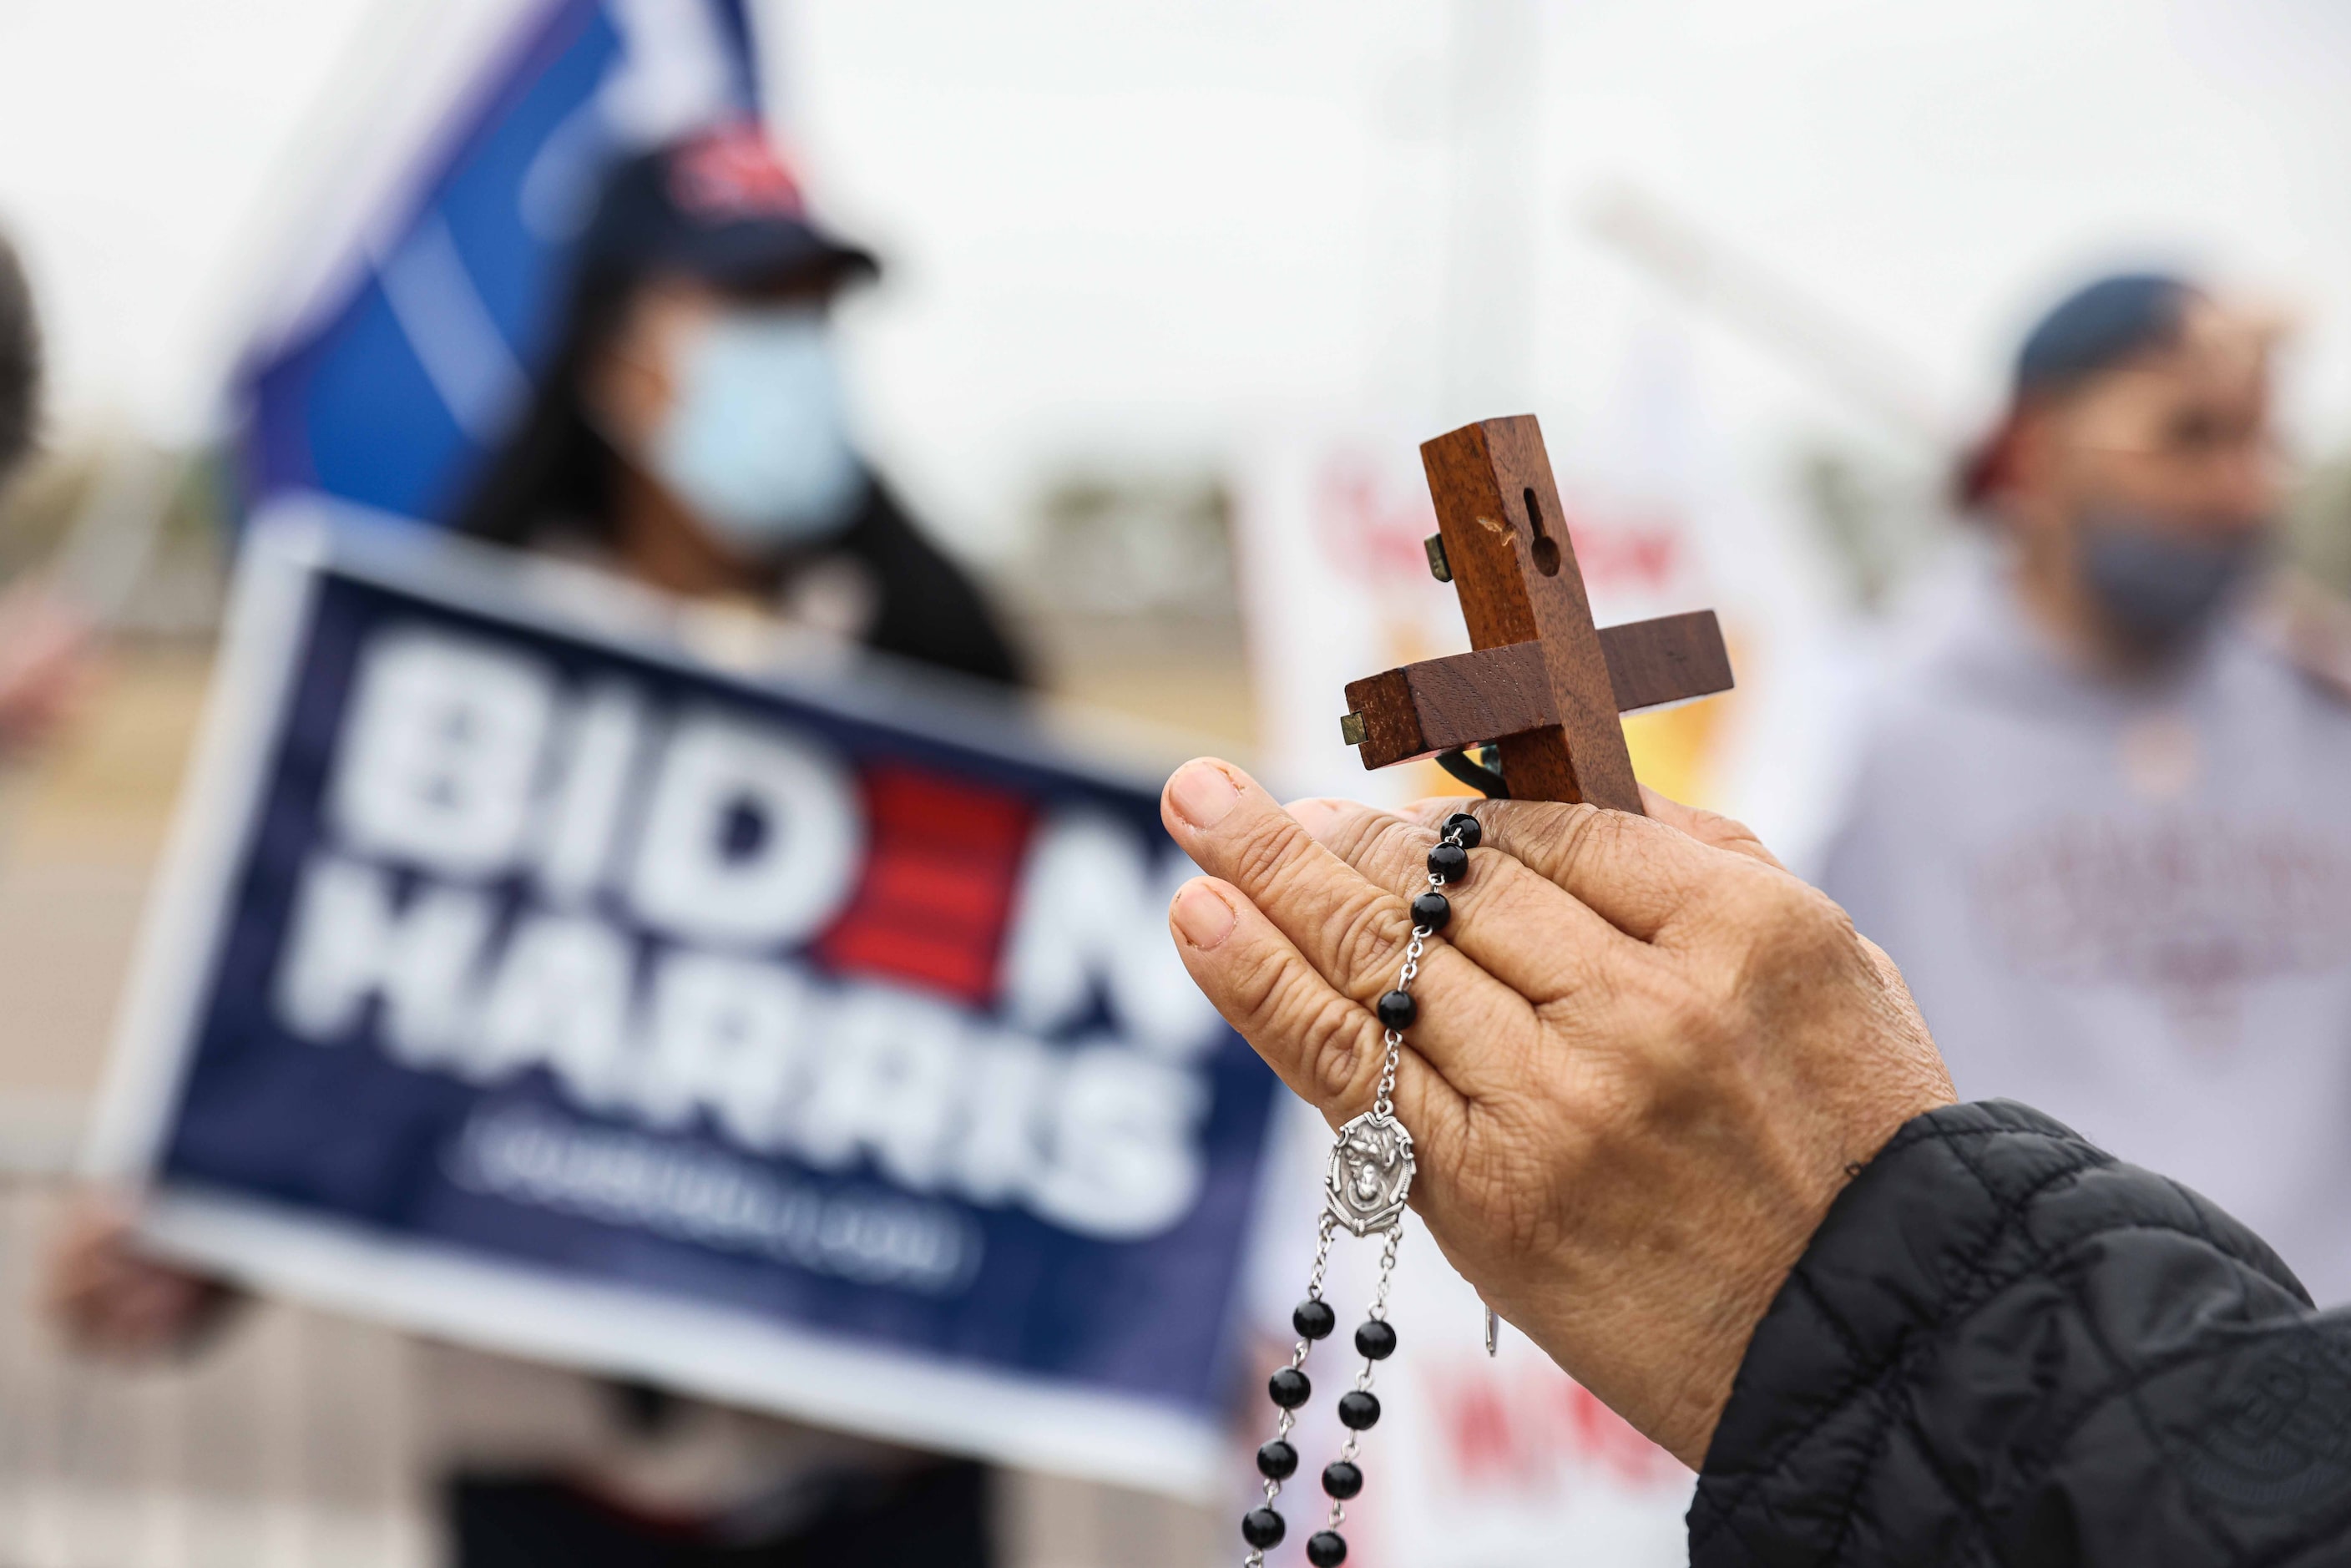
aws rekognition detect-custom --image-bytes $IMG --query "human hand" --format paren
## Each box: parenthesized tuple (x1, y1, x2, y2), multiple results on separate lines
(1160, 761, 1952, 1468)
(45, 1196, 238, 1360)
(0, 582, 91, 751)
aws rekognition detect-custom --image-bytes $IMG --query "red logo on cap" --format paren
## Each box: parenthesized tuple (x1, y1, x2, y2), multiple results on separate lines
(669, 124, 806, 223)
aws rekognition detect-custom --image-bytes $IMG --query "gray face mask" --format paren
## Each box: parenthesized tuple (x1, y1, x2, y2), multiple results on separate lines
(2075, 510, 2266, 651)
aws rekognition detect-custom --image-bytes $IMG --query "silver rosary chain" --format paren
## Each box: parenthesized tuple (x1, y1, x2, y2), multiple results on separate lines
(1327, 1225, 1403, 1532)
(1243, 817, 1468, 1566)
(1244, 1213, 1338, 1568)
(1373, 862, 1443, 1120)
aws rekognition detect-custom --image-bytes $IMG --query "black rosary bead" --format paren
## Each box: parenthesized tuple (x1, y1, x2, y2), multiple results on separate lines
(1443, 811, 1483, 850)
(1241, 1508, 1286, 1550)
(1256, 1439, 1298, 1480)
(1292, 1297, 1336, 1339)
(1267, 1367, 1312, 1409)
(1375, 989, 1417, 1029)
(1307, 1530, 1349, 1565)
(1354, 1318, 1397, 1360)
(1427, 842, 1469, 883)
(1321, 1459, 1363, 1499)
(1337, 1389, 1382, 1429)
(1410, 888, 1451, 931)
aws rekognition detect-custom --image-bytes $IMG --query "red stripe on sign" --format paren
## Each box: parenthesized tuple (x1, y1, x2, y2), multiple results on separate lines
(858, 854, 1007, 926)
(814, 763, 1037, 1004)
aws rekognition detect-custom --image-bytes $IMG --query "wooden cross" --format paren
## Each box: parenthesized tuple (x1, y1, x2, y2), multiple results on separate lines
(1339, 415, 1733, 812)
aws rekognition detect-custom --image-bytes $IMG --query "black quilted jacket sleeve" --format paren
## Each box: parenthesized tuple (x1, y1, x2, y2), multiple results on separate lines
(1689, 1100, 2351, 1566)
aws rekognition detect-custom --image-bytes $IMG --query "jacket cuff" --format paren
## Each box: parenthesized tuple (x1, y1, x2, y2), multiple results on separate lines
(1685, 1100, 2119, 1561)
(1686, 1099, 2314, 1565)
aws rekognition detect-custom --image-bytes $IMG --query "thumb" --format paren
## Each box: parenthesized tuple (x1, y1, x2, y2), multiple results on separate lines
(1636, 784, 1785, 871)
(1398, 787, 1786, 943)
(1401, 787, 1781, 869)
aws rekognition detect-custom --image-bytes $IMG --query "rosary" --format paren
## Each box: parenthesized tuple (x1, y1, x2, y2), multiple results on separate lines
(1269, 413, 1734, 1564)
(1239, 811, 1483, 1568)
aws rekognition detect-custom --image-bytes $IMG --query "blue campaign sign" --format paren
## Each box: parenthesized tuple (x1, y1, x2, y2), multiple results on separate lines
(235, 0, 759, 524)
(93, 512, 1279, 1495)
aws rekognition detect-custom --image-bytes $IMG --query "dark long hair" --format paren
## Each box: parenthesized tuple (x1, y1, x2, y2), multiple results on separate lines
(0, 232, 38, 481)
(452, 259, 645, 549)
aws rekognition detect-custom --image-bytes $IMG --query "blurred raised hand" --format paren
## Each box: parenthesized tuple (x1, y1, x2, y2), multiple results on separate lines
(46, 1196, 237, 1360)
(0, 581, 91, 754)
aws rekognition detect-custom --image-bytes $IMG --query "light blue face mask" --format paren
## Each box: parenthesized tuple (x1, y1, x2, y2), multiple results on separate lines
(648, 306, 868, 552)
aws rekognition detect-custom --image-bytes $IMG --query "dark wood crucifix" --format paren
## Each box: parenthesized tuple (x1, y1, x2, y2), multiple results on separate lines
(1339, 415, 1734, 812)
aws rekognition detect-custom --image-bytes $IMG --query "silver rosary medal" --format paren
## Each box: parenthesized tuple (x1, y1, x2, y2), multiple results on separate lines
(1326, 1111, 1414, 1237)
(1239, 811, 1485, 1568)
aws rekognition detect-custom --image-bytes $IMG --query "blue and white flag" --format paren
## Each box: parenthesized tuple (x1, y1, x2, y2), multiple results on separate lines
(93, 512, 1280, 1495)
(233, 0, 759, 524)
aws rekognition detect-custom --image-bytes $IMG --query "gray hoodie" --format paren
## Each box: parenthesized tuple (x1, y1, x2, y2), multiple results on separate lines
(1821, 567, 2351, 1302)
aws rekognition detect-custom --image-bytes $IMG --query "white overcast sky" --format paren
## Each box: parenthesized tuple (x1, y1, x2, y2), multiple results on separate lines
(1, 0, 2348, 558)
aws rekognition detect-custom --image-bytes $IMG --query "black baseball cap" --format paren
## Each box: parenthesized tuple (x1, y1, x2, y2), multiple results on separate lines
(578, 122, 879, 290)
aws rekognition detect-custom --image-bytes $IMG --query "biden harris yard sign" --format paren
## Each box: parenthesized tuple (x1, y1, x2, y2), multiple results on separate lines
(90, 512, 1277, 1497)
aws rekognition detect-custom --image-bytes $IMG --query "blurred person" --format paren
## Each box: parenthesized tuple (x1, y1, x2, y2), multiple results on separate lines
(456, 124, 1024, 686)
(1818, 271, 2351, 1298)
(51, 125, 1023, 1567)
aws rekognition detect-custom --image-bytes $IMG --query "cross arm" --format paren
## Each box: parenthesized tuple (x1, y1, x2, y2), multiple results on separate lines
(1600, 607, 1734, 713)
(1341, 609, 1732, 770)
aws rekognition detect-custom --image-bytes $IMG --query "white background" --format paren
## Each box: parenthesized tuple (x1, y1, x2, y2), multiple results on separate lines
(0, 0, 2348, 561)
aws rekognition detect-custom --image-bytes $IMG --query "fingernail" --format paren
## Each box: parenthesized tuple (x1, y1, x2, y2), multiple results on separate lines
(1168, 760, 1242, 829)
(1170, 880, 1237, 948)
(1287, 797, 1340, 840)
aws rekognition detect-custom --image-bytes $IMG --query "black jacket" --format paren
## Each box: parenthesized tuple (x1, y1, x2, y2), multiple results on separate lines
(827, 480, 1029, 689)
(1694, 1100, 2351, 1565)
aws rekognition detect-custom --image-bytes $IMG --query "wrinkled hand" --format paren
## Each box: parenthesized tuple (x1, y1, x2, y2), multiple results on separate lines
(1160, 760, 1952, 1468)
